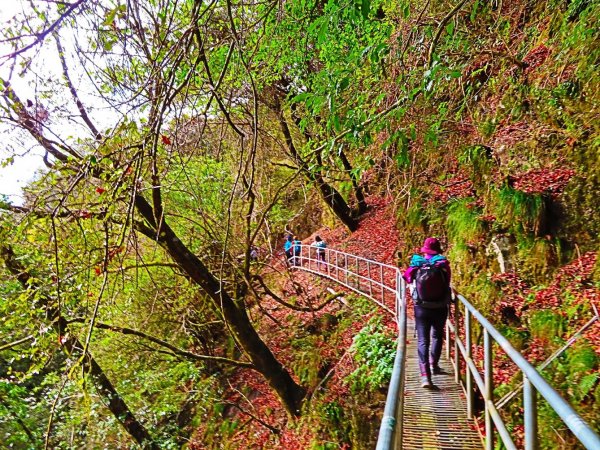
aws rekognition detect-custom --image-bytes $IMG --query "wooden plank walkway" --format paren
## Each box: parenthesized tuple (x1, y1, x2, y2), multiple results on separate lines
(402, 320, 483, 449)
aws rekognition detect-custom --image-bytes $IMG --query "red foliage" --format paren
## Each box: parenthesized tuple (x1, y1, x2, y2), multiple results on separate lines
(188, 197, 401, 448)
(491, 271, 529, 319)
(522, 44, 551, 73)
(341, 196, 399, 264)
(488, 252, 600, 388)
(95, 187, 106, 194)
(532, 251, 597, 309)
(161, 135, 172, 145)
(511, 167, 575, 196)
(492, 120, 530, 149)
(479, 214, 496, 223)
(430, 177, 475, 204)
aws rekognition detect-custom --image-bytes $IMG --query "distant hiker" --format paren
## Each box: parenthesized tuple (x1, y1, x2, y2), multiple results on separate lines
(292, 236, 302, 266)
(312, 235, 327, 269)
(249, 245, 259, 261)
(284, 234, 294, 265)
(402, 237, 452, 389)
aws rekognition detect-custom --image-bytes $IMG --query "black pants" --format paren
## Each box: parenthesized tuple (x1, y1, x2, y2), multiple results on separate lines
(414, 304, 448, 377)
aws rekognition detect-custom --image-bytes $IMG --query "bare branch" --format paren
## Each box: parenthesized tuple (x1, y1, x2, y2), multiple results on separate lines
(54, 32, 101, 139)
(427, 0, 470, 68)
(66, 318, 254, 369)
(0, 335, 35, 352)
(1, 0, 87, 62)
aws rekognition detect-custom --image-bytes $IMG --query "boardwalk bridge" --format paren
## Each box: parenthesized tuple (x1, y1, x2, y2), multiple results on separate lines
(289, 245, 600, 450)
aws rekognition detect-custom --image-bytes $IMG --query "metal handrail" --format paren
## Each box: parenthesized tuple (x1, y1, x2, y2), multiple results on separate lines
(290, 245, 399, 315)
(290, 245, 407, 447)
(289, 245, 600, 449)
(447, 294, 600, 450)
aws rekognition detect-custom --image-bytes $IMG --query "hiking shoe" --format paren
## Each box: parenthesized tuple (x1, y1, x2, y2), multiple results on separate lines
(420, 376, 432, 388)
(432, 365, 443, 375)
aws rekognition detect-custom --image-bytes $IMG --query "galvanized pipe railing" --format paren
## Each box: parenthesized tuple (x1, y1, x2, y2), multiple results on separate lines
(290, 245, 399, 315)
(375, 271, 407, 450)
(289, 245, 600, 449)
(290, 245, 407, 447)
(447, 294, 600, 450)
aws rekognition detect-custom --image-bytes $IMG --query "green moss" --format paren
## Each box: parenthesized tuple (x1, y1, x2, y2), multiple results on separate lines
(528, 310, 565, 345)
(493, 186, 545, 236)
(446, 199, 484, 247)
(515, 236, 558, 283)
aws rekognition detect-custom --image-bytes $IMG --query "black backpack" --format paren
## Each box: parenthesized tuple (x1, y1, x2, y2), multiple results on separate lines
(413, 262, 450, 307)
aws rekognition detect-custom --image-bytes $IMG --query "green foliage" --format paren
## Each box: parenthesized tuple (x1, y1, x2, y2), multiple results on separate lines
(493, 187, 545, 236)
(458, 145, 492, 182)
(446, 199, 484, 247)
(346, 316, 395, 394)
(305, 400, 351, 450)
(291, 334, 327, 387)
(498, 325, 529, 351)
(528, 310, 565, 345)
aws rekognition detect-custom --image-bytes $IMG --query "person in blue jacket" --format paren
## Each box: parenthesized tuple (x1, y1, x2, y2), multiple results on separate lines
(312, 235, 327, 269)
(403, 237, 452, 388)
(283, 234, 293, 265)
(292, 236, 302, 266)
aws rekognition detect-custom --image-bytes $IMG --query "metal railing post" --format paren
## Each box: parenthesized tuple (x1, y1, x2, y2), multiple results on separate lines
(465, 309, 473, 419)
(445, 321, 451, 360)
(344, 254, 348, 285)
(376, 275, 407, 450)
(356, 257, 360, 289)
(484, 329, 494, 450)
(368, 261, 373, 298)
(380, 265, 384, 304)
(524, 376, 538, 450)
(454, 301, 460, 384)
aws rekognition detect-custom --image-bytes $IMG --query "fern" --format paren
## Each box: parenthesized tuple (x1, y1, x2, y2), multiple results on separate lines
(578, 373, 599, 400)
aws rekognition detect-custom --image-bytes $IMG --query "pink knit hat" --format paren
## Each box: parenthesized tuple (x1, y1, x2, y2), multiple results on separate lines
(421, 237, 442, 255)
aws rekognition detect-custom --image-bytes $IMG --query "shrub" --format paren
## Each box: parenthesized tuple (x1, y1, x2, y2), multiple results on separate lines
(346, 317, 396, 394)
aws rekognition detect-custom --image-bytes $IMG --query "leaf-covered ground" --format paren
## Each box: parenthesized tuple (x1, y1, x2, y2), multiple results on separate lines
(190, 194, 599, 448)
(189, 196, 400, 448)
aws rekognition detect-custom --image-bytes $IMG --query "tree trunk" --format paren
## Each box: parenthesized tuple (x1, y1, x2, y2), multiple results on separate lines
(0, 246, 160, 450)
(134, 195, 306, 415)
(276, 110, 359, 231)
(338, 147, 367, 215)
(314, 174, 359, 231)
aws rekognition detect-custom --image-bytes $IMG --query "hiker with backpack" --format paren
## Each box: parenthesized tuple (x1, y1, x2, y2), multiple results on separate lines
(312, 235, 327, 269)
(403, 237, 452, 389)
(292, 235, 302, 266)
(284, 234, 294, 265)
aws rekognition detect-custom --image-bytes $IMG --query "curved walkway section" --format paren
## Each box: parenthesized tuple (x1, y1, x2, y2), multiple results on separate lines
(290, 244, 600, 450)
(290, 245, 482, 449)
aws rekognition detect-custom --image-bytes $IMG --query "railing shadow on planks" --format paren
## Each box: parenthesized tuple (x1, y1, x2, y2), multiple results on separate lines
(289, 244, 600, 450)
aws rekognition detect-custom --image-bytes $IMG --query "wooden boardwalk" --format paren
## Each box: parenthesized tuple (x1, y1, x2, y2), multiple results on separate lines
(402, 320, 483, 449)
